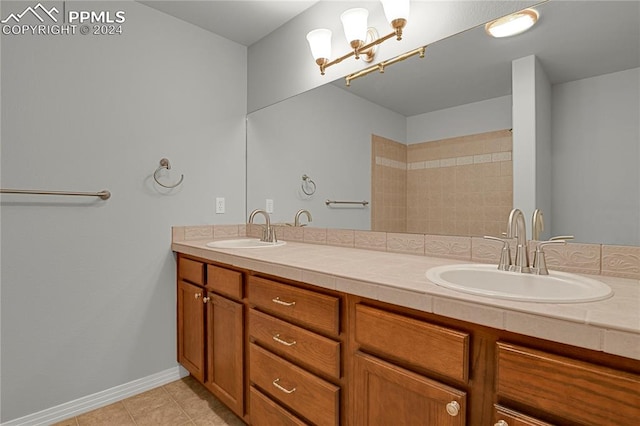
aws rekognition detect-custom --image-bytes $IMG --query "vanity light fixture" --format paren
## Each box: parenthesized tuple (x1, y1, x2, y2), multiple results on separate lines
(485, 8, 539, 38)
(306, 0, 410, 75)
(345, 46, 426, 86)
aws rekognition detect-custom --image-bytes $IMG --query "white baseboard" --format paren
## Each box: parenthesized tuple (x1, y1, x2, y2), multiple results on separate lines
(2, 365, 190, 426)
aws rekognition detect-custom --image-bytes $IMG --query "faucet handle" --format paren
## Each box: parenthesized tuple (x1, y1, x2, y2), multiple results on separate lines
(483, 236, 512, 271)
(550, 235, 574, 241)
(532, 239, 567, 275)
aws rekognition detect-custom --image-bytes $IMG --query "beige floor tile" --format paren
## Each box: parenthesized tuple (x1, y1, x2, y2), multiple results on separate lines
(174, 391, 227, 420)
(51, 419, 78, 426)
(192, 411, 236, 426)
(130, 400, 190, 426)
(77, 402, 135, 425)
(164, 377, 211, 401)
(219, 411, 245, 426)
(122, 386, 173, 415)
(55, 378, 241, 426)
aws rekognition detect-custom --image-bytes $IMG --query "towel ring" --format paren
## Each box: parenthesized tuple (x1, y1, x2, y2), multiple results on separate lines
(301, 174, 316, 196)
(153, 158, 184, 189)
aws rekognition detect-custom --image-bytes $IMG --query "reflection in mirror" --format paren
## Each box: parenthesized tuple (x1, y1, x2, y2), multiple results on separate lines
(247, 1, 639, 245)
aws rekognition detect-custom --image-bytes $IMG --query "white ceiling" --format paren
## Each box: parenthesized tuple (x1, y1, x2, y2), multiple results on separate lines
(138, 0, 318, 46)
(139, 1, 640, 116)
(334, 0, 640, 116)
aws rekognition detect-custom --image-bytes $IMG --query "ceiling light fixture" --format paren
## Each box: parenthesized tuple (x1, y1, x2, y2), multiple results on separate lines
(306, 0, 410, 75)
(485, 8, 539, 38)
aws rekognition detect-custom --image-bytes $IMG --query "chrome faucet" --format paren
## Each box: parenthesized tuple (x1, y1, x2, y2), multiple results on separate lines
(294, 209, 312, 227)
(248, 209, 277, 243)
(507, 208, 530, 273)
(532, 208, 544, 241)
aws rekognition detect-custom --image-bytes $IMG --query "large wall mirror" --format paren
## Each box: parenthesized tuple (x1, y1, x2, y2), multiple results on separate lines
(247, 1, 639, 246)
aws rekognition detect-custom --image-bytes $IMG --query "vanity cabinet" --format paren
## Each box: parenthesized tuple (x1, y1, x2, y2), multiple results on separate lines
(204, 290, 244, 417)
(247, 275, 342, 426)
(496, 342, 640, 425)
(177, 279, 206, 383)
(177, 257, 206, 383)
(176, 255, 245, 419)
(352, 304, 468, 425)
(175, 251, 640, 426)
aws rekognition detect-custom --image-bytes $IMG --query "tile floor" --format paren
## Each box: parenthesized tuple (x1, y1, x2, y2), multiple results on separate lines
(52, 376, 245, 425)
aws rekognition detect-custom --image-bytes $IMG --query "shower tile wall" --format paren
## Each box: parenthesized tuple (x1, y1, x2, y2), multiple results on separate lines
(372, 135, 407, 232)
(372, 129, 513, 236)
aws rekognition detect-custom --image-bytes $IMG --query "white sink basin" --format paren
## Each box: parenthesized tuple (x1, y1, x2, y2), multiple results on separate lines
(426, 264, 613, 303)
(206, 239, 286, 249)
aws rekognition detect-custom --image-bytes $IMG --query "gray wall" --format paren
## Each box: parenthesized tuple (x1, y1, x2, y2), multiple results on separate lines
(406, 95, 512, 143)
(534, 57, 552, 241)
(551, 68, 640, 245)
(247, 84, 406, 230)
(0, 1, 246, 421)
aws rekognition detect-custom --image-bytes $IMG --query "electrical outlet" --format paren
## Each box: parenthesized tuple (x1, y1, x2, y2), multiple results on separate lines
(266, 199, 274, 213)
(216, 197, 225, 214)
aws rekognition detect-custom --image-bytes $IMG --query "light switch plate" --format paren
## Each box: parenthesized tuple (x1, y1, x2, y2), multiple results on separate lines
(266, 199, 274, 213)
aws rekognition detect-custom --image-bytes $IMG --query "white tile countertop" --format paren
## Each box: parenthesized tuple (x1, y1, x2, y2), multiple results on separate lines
(172, 238, 640, 361)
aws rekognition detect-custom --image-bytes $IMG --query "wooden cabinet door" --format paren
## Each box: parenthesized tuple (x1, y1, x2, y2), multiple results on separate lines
(206, 292, 244, 418)
(353, 352, 466, 426)
(177, 280, 206, 382)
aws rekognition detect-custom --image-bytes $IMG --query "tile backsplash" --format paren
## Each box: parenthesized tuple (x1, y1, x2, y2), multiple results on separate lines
(173, 224, 640, 280)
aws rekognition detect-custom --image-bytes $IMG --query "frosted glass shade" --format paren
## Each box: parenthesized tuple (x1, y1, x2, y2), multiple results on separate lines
(340, 8, 368, 43)
(380, 0, 410, 24)
(306, 29, 332, 60)
(485, 9, 539, 38)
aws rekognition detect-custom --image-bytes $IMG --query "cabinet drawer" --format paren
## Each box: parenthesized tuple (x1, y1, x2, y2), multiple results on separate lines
(248, 276, 340, 336)
(250, 309, 341, 379)
(354, 304, 469, 383)
(178, 256, 205, 285)
(250, 387, 307, 426)
(496, 342, 640, 424)
(250, 343, 339, 426)
(494, 405, 553, 426)
(207, 264, 243, 300)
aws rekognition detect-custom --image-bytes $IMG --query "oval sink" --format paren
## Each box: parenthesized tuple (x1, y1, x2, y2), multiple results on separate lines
(206, 239, 286, 249)
(426, 264, 612, 303)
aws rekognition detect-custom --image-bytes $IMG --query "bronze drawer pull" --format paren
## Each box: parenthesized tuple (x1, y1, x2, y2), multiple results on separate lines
(272, 334, 297, 347)
(272, 378, 296, 394)
(272, 297, 296, 307)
